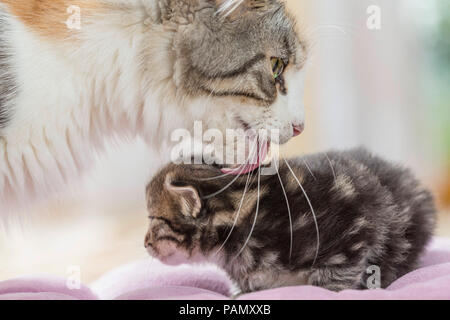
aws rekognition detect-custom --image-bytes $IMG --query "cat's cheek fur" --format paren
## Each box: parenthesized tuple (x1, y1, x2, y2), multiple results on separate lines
(187, 67, 308, 149)
(285, 67, 306, 128)
(233, 66, 306, 144)
(255, 67, 306, 144)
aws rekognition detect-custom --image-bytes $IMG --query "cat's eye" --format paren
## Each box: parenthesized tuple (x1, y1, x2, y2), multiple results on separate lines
(271, 57, 285, 79)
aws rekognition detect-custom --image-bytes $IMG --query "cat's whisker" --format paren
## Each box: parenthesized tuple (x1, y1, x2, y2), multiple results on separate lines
(198, 134, 258, 182)
(213, 163, 255, 257)
(325, 153, 337, 183)
(232, 153, 262, 261)
(301, 49, 321, 71)
(303, 159, 316, 180)
(274, 161, 293, 263)
(302, 24, 360, 40)
(198, 170, 239, 181)
(200, 162, 245, 199)
(302, 24, 362, 63)
(284, 159, 320, 267)
(201, 139, 259, 198)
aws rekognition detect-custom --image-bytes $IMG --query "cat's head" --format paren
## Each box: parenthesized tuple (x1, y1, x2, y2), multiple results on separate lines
(150, 0, 307, 169)
(144, 163, 253, 265)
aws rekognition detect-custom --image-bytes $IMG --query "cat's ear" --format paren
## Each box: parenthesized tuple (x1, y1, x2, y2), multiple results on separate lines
(165, 175, 202, 218)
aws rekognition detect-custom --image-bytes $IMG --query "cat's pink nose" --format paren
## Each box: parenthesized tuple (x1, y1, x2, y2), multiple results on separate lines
(292, 123, 304, 137)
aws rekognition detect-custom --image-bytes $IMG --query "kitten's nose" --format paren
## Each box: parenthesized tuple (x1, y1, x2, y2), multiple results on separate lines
(292, 123, 305, 137)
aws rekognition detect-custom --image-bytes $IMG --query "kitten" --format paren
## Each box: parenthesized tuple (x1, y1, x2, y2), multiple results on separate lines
(144, 148, 436, 292)
(0, 0, 307, 208)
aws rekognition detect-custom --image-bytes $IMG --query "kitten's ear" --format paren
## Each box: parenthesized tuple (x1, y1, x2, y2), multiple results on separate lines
(165, 175, 202, 218)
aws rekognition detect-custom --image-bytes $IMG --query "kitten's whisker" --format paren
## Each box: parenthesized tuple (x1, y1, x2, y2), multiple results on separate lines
(214, 165, 254, 256)
(325, 153, 337, 183)
(274, 161, 293, 263)
(284, 159, 320, 267)
(303, 159, 316, 180)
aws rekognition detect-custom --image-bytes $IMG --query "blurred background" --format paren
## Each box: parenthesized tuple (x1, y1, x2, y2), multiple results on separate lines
(1, 0, 449, 284)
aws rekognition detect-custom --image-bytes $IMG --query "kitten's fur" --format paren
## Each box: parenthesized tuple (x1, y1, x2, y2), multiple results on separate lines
(0, 0, 307, 209)
(145, 148, 436, 292)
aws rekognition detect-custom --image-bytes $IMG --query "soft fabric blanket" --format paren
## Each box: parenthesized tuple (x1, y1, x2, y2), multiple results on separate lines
(1, 238, 450, 300)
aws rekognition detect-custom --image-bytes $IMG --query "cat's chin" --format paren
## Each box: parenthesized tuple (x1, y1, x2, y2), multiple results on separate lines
(146, 242, 184, 265)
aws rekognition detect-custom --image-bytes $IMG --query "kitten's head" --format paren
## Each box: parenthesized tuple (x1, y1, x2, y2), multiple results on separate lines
(144, 163, 248, 265)
(153, 0, 307, 168)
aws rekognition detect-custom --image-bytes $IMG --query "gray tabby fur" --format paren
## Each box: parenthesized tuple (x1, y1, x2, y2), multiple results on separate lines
(158, 0, 303, 104)
(145, 148, 436, 293)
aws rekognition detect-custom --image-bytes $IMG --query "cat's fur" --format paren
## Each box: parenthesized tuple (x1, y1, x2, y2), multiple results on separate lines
(145, 148, 436, 292)
(0, 9, 15, 128)
(0, 0, 307, 209)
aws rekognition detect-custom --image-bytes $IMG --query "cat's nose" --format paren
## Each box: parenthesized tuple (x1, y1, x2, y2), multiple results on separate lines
(292, 123, 304, 137)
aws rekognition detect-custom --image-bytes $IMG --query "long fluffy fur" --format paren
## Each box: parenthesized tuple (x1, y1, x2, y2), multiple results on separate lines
(0, 1, 186, 209)
(0, 0, 306, 212)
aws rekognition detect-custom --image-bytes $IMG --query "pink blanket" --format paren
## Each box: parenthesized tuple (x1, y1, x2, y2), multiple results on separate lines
(1, 238, 450, 300)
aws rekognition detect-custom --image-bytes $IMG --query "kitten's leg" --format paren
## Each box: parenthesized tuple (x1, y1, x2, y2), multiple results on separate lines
(239, 270, 278, 293)
(241, 269, 309, 293)
(307, 266, 365, 291)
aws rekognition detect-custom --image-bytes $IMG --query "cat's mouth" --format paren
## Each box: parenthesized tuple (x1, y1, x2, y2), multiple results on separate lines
(218, 117, 271, 175)
(145, 236, 188, 264)
(220, 139, 270, 175)
(145, 218, 190, 265)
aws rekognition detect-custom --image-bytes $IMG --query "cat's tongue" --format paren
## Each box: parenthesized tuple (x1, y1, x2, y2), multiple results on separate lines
(221, 140, 270, 175)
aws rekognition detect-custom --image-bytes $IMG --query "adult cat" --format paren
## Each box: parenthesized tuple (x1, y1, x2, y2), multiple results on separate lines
(0, 0, 307, 209)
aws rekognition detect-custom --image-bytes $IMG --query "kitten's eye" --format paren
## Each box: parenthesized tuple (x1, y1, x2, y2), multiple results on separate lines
(271, 57, 285, 79)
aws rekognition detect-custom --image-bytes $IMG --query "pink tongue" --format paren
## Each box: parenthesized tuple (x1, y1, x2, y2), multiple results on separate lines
(221, 140, 269, 175)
